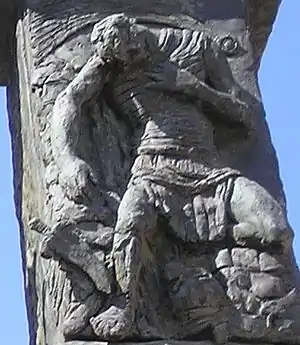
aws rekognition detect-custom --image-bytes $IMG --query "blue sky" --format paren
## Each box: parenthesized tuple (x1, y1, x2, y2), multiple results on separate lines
(0, 2, 299, 344)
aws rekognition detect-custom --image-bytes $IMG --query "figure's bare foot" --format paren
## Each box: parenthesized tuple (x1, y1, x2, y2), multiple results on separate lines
(90, 305, 134, 340)
(63, 293, 103, 339)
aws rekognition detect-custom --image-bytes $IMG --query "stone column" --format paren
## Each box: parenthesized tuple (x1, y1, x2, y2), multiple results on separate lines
(2, 1, 300, 345)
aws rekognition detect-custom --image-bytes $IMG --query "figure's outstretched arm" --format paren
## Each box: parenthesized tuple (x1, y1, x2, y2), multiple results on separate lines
(146, 61, 254, 132)
(193, 78, 254, 132)
(51, 56, 111, 202)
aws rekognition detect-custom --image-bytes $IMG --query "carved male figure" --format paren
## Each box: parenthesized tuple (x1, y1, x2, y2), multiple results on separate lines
(50, 14, 293, 340)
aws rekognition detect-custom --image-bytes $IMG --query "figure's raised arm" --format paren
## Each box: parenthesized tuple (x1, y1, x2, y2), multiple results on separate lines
(52, 56, 109, 163)
(52, 13, 156, 202)
(51, 55, 111, 202)
(52, 13, 147, 174)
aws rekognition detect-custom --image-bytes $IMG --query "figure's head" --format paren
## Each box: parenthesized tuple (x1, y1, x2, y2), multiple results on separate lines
(91, 14, 158, 65)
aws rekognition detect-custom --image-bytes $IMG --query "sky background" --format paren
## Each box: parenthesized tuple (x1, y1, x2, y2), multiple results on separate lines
(0, 1, 299, 344)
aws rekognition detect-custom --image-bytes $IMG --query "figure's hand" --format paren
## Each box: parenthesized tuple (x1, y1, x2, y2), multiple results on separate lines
(59, 157, 98, 203)
(217, 90, 248, 109)
(146, 62, 199, 96)
(145, 61, 177, 91)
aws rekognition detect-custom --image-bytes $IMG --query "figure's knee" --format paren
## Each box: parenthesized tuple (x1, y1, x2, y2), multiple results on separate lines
(115, 184, 157, 235)
(230, 176, 293, 251)
(232, 222, 293, 252)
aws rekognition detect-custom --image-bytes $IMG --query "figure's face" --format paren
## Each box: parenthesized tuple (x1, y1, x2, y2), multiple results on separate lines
(91, 15, 154, 67)
(94, 24, 130, 63)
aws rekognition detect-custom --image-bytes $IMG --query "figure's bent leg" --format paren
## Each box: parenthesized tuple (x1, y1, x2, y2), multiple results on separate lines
(229, 176, 293, 253)
(90, 183, 157, 339)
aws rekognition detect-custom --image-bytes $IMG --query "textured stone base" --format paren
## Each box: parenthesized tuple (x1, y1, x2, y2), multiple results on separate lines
(66, 342, 214, 345)
(63, 340, 268, 345)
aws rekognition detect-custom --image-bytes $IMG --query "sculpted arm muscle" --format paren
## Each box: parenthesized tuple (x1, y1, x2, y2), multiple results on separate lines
(193, 80, 254, 132)
(51, 56, 110, 166)
(147, 60, 253, 131)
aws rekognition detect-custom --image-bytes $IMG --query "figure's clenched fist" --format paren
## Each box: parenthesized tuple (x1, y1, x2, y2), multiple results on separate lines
(59, 157, 98, 203)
